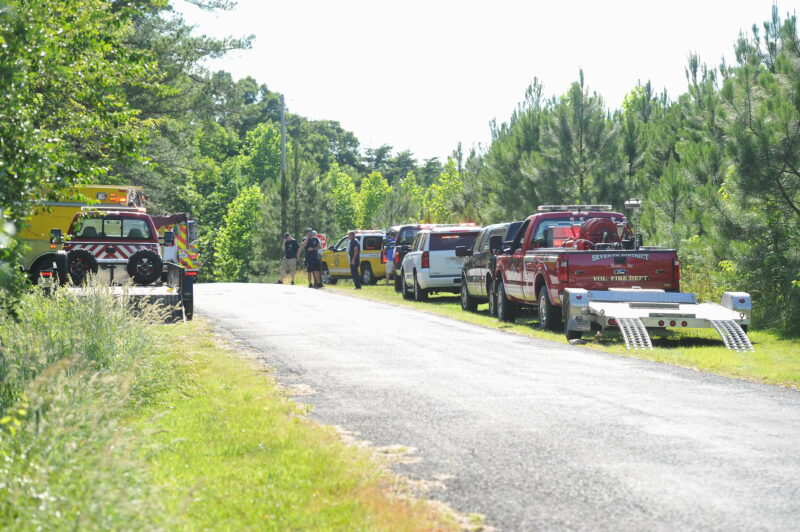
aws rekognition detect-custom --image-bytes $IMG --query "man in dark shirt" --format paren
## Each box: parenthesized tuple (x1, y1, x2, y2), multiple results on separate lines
(277, 232, 300, 284)
(347, 230, 361, 289)
(304, 228, 323, 288)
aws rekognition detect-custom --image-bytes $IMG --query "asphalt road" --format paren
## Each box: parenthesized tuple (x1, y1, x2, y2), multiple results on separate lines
(196, 283, 800, 531)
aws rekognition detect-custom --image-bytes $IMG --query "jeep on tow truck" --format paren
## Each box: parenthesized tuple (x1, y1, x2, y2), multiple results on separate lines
(491, 203, 752, 351)
(48, 208, 195, 320)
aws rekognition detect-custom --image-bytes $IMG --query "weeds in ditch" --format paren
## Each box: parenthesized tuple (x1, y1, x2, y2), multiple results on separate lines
(0, 282, 175, 530)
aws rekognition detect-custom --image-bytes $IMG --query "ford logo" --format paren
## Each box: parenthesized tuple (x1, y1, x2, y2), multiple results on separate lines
(614, 268, 628, 275)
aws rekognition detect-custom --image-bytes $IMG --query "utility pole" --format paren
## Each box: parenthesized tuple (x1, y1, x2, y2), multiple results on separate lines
(280, 94, 287, 234)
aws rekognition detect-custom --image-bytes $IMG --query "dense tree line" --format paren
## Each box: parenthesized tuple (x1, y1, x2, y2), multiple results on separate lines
(1, 2, 798, 330)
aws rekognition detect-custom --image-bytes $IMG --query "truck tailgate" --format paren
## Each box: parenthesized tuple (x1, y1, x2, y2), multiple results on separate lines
(565, 249, 678, 291)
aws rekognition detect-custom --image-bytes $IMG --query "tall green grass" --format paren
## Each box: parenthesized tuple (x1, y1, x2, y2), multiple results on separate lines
(0, 283, 175, 530)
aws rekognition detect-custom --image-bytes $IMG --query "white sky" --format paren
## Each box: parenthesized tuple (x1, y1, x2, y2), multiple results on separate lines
(176, 0, 800, 161)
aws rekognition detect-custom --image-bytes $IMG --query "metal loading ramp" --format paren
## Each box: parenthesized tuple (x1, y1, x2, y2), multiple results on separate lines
(617, 317, 653, 349)
(711, 320, 754, 352)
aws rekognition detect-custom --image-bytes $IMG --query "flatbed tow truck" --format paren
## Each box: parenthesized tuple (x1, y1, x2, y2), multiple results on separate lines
(492, 200, 753, 351)
(43, 207, 195, 322)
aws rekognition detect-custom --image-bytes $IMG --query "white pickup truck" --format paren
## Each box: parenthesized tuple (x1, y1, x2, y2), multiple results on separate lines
(399, 226, 481, 302)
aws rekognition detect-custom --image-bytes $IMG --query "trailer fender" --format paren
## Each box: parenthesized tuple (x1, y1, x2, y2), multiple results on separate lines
(563, 288, 591, 332)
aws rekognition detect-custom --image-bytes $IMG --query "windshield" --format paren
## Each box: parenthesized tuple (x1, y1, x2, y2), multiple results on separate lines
(73, 217, 152, 240)
(397, 227, 419, 246)
(430, 232, 479, 251)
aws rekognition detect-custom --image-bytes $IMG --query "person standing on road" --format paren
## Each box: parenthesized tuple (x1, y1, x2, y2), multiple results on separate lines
(384, 230, 397, 283)
(277, 232, 300, 285)
(304, 228, 323, 288)
(347, 230, 362, 289)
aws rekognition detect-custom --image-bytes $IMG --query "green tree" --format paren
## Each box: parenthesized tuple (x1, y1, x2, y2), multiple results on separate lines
(214, 185, 265, 282)
(424, 159, 463, 223)
(534, 71, 623, 204)
(357, 171, 391, 228)
(327, 165, 359, 232)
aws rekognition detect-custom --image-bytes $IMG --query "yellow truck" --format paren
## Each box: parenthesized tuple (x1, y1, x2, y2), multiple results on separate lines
(320, 230, 386, 285)
(20, 185, 146, 280)
(20, 184, 200, 282)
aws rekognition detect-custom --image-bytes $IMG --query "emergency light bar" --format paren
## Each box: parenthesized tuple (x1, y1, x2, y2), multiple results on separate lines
(79, 205, 146, 212)
(537, 205, 613, 213)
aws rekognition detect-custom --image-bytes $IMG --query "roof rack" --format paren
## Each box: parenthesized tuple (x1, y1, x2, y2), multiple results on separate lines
(537, 204, 613, 213)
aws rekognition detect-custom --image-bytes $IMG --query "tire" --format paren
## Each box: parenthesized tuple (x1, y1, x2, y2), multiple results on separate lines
(55, 250, 69, 286)
(361, 263, 375, 285)
(394, 272, 402, 292)
(67, 248, 99, 285)
(413, 273, 428, 302)
(127, 249, 162, 286)
(563, 300, 582, 340)
(401, 269, 413, 300)
(487, 278, 497, 317)
(28, 255, 55, 285)
(496, 280, 516, 322)
(538, 287, 562, 331)
(321, 264, 337, 285)
(460, 276, 478, 312)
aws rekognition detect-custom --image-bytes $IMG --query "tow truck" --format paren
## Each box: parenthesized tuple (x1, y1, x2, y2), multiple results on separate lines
(491, 201, 753, 351)
(39, 195, 197, 321)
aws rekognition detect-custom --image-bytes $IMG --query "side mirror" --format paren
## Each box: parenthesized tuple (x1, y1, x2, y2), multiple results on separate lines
(50, 228, 63, 246)
(455, 245, 471, 257)
(488, 235, 503, 253)
(502, 240, 517, 253)
(534, 237, 547, 248)
(328, 245, 334, 250)
(163, 230, 175, 247)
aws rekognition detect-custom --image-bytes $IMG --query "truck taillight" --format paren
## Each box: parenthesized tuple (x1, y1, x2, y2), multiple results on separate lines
(673, 258, 681, 281)
(394, 251, 401, 265)
(421, 251, 430, 269)
(557, 259, 568, 282)
(381, 249, 386, 263)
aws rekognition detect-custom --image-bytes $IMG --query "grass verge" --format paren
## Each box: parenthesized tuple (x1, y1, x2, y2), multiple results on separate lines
(325, 281, 800, 388)
(137, 318, 460, 531)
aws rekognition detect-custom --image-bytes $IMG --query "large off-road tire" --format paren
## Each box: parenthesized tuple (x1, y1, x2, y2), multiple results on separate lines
(127, 249, 162, 286)
(496, 280, 516, 323)
(563, 300, 582, 340)
(361, 263, 375, 285)
(55, 250, 69, 286)
(67, 248, 99, 285)
(538, 287, 562, 331)
(460, 276, 478, 312)
(28, 255, 55, 285)
(394, 271, 402, 292)
(321, 264, 337, 285)
(401, 269, 413, 300)
(413, 272, 428, 302)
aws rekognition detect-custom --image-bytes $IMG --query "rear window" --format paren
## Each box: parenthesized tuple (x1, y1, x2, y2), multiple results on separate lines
(430, 232, 479, 251)
(397, 227, 419, 245)
(73, 217, 152, 240)
(363, 236, 383, 250)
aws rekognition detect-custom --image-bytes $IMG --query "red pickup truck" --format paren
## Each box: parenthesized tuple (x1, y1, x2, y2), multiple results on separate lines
(492, 205, 680, 330)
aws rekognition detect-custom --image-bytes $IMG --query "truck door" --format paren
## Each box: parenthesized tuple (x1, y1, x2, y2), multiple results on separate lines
(331, 236, 349, 274)
(504, 219, 529, 299)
